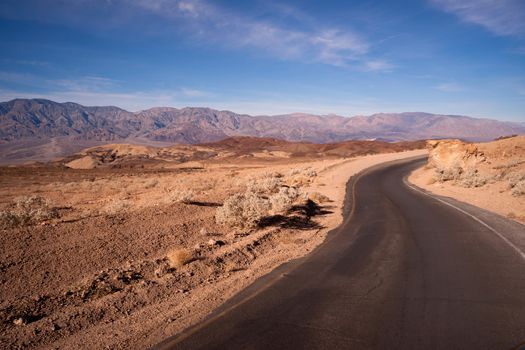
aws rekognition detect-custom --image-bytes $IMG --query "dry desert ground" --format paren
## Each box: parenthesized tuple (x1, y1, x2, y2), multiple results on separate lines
(0, 138, 425, 349)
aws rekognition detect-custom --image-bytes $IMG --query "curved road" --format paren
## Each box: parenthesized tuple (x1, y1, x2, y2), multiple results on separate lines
(156, 157, 525, 350)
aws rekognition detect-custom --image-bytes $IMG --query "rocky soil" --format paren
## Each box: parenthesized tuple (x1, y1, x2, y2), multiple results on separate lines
(0, 141, 425, 349)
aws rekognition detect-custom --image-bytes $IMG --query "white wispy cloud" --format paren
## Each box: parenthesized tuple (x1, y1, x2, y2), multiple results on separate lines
(52, 76, 119, 91)
(123, 0, 377, 68)
(362, 60, 395, 72)
(431, 0, 525, 36)
(434, 82, 465, 92)
(0, 0, 393, 70)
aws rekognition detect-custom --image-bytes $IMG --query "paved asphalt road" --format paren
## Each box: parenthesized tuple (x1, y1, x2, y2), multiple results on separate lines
(156, 157, 525, 350)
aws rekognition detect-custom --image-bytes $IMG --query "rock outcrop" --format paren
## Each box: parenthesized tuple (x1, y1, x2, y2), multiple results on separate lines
(426, 136, 525, 192)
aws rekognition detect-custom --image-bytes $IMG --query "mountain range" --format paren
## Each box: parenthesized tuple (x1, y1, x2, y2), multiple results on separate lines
(1, 98, 524, 163)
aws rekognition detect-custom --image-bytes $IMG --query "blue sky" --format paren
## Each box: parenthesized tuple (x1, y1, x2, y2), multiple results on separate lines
(0, 0, 524, 121)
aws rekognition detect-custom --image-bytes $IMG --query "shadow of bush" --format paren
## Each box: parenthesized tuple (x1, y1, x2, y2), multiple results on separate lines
(257, 200, 333, 230)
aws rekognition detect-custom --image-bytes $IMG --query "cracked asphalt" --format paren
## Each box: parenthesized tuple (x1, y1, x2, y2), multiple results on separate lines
(155, 157, 525, 350)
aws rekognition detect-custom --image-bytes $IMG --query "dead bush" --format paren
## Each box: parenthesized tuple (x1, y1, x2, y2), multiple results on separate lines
(216, 192, 271, 228)
(304, 167, 317, 178)
(0, 195, 59, 228)
(167, 248, 193, 269)
(269, 187, 301, 214)
(433, 165, 491, 188)
(289, 168, 302, 176)
(308, 191, 331, 203)
(289, 167, 317, 178)
(246, 174, 282, 194)
(102, 199, 132, 215)
(0, 211, 23, 229)
(511, 180, 525, 197)
(507, 173, 525, 188)
(216, 184, 302, 228)
(433, 165, 462, 182)
(171, 189, 195, 204)
(456, 170, 490, 188)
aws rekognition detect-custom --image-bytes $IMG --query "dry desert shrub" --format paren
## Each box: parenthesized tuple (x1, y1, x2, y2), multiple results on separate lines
(216, 186, 302, 228)
(217, 171, 305, 228)
(290, 167, 317, 178)
(456, 170, 490, 188)
(170, 189, 195, 204)
(511, 180, 525, 197)
(288, 167, 318, 187)
(167, 248, 193, 269)
(307, 191, 331, 203)
(0, 211, 22, 229)
(216, 192, 271, 228)
(433, 166, 491, 188)
(269, 187, 301, 214)
(246, 173, 283, 194)
(0, 195, 59, 228)
(102, 199, 133, 215)
(433, 165, 462, 182)
(507, 173, 525, 188)
(303, 167, 317, 178)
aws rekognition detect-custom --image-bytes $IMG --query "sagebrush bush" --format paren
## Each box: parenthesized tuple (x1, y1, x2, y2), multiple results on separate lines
(0, 211, 23, 228)
(308, 191, 331, 203)
(216, 192, 271, 228)
(167, 248, 193, 268)
(304, 168, 317, 178)
(433, 165, 463, 182)
(507, 173, 525, 188)
(456, 170, 490, 188)
(433, 166, 491, 188)
(289, 167, 317, 178)
(102, 199, 132, 215)
(0, 195, 59, 228)
(171, 189, 195, 204)
(269, 187, 301, 214)
(511, 180, 525, 197)
(216, 185, 301, 228)
(246, 174, 282, 194)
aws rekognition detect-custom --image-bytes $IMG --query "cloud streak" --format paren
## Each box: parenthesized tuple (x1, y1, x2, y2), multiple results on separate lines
(434, 82, 465, 92)
(125, 0, 371, 67)
(431, 0, 525, 37)
(0, 0, 395, 70)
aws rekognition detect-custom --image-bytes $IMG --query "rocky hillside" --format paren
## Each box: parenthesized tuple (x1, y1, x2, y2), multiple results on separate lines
(410, 135, 525, 222)
(1, 98, 523, 163)
(426, 136, 525, 193)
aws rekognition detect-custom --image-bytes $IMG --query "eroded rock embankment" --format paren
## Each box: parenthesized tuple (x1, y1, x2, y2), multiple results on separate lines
(410, 135, 525, 222)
